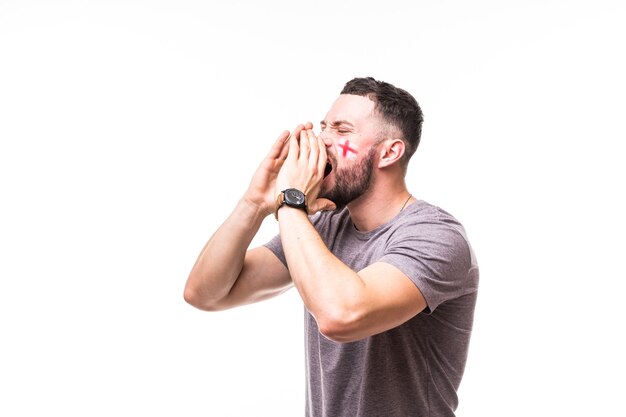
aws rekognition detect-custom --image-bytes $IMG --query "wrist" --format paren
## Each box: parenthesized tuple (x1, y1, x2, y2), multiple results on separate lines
(276, 203, 309, 221)
(238, 196, 272, 221)
(274, 188, 307, 220)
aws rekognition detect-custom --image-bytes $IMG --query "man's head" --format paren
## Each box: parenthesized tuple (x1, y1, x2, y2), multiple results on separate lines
(340, 77, 423, 165)
(319, 77, 423, 209)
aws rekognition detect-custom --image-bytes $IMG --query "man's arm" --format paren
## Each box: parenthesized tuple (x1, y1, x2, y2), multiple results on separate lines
(278, 208, 426, 343)
(184, 199, 291, 311)
(184, 127, 304, 311)
(274, 128, 427, 342)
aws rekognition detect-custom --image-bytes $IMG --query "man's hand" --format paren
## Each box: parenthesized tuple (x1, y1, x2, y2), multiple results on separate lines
(186, 127, 307, 311)
(276, 123, 336, 215)
(243, 126, 306, 217)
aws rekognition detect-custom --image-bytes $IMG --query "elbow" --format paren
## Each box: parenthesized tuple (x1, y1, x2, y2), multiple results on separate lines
(183, 285, 201, 308)
(183, 283, 224, 312)
(316, 308, 364, 344)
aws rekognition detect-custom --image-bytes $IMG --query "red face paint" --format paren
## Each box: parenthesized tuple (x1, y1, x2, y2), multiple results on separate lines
(338, 138, 358, 160)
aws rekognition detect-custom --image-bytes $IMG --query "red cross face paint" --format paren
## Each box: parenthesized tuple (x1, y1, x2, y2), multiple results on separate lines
(337, 138, 358, 161)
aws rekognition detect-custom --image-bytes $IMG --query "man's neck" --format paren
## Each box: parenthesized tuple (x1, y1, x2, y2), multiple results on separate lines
(347, 176, 413, 232)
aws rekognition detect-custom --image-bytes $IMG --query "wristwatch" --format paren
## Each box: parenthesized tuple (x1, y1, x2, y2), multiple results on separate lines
(274, 188, 307, 219)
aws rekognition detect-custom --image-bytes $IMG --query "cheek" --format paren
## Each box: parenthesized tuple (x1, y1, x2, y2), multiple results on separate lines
(337, 138, 359, 161)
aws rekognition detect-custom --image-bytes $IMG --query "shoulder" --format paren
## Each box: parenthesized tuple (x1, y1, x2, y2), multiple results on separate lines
(398, 200, 468, 239)
(399, 200, 460, 226)
(387, 200, 475, 267)
(382, 200, 479, 310)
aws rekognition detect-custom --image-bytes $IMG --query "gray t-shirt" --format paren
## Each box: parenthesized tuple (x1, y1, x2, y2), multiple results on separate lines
(265, 200, 479, 417)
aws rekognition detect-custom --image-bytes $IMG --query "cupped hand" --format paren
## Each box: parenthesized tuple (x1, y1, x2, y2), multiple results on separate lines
(275, 123, 336, 215)
(243, 128, 292, 217)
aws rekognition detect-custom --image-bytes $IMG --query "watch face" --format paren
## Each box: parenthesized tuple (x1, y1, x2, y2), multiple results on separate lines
(284, 189, 306, 207)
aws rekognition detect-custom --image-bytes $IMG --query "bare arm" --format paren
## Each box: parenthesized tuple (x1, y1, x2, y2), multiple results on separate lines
(278, 208, 426, 342)
(274, 128, 427, 342)
(184, 199, 291, 311)
(184, 128, 303, 311)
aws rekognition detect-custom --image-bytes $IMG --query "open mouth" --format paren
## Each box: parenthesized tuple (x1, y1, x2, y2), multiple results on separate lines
(324, 161, 333, 178)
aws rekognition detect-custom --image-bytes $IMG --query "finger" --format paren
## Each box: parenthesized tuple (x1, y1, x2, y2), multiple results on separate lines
(316, 135, 327, 175)
(304, 121, 313, 130)
(267, 130, 290, 159)
(277, 131, 291, 160)
(292, 123, 306, 151)
(306, 127, 318, 141)
(299, 128, 310, 161)
(307, 129, 319, 169)
(286, 130, 300, 162)
(291, 124, 305, 139)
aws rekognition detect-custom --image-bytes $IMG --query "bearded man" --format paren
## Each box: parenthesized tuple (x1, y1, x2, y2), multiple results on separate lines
(184, 77, 479, 417)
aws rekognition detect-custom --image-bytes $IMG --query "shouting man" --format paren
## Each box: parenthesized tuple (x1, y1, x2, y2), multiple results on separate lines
(184, 77, 479, 417)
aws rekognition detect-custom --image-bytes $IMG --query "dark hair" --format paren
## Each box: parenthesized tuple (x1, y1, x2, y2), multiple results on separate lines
(340, 77, 423, 163)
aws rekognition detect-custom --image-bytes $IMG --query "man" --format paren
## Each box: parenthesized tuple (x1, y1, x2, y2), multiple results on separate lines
(184, 77, 479, 417)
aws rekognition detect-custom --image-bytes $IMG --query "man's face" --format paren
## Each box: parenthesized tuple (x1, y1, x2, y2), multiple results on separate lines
(319, 94, 382, 209)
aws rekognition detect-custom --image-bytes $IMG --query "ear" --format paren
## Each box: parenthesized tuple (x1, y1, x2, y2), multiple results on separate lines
(377, 139, 405, 168)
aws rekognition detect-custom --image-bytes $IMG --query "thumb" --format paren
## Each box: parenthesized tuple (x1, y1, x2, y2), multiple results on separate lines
(308, 198, 337, 214)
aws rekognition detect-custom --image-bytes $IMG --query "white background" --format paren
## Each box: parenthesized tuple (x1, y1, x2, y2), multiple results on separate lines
(1, 1, 625, 416)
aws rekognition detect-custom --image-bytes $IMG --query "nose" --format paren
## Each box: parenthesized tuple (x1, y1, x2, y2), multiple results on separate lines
(319, 131, 333, 148)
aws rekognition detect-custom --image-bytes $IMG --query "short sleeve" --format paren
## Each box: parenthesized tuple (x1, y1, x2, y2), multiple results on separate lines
(264, 234, 286, 266)
(379, 219, 478, 313)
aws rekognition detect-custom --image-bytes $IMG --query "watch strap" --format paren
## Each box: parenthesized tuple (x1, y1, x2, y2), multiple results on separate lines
(274, 192, 285, 220)
(274, 189, 307, 220)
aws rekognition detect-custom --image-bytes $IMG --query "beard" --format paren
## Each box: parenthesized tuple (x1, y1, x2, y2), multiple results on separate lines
(320, 147, 377, 210)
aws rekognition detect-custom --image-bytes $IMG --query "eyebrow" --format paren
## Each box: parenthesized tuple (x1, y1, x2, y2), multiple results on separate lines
(320, 120, 355, 128)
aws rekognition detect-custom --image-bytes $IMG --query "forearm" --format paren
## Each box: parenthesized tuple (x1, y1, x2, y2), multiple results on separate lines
(278, 208, 366, 333)
(185, 198, 266, 308)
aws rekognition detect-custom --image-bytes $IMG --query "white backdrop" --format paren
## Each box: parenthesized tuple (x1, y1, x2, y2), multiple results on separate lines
(1, 1, 625, 416)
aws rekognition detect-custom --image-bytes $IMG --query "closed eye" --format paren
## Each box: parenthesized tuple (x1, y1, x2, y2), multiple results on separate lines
(321, 120, 355, 134)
